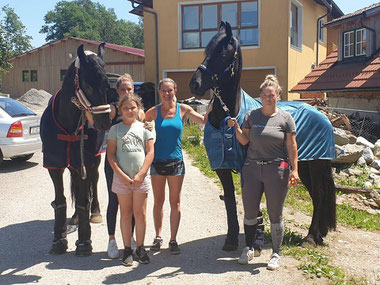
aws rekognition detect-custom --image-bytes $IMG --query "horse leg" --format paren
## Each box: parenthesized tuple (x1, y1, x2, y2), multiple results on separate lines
(70, 168, 92, 256)
(216, 169, 239, 251)
(48, 168, 68, 254)
(89, 156, 103, 223)
(299, 161, 323, 247)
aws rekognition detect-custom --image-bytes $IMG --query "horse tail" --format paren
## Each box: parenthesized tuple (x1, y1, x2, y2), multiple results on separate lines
(319, 162, 337, 236)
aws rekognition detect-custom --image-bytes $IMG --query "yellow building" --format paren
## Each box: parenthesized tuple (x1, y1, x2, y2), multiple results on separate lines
(130, 0, 343, 101)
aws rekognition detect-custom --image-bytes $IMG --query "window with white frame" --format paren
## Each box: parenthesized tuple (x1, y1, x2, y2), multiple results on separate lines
(344, 31, 354, 58)
(290, 1, 303, 50)
(181, 1, 259, 49)
(318, 18, 324, 43)
(356, 28, 366, 56)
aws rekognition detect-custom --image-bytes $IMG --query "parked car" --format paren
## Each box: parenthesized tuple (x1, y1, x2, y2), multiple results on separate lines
(0, 96, 42, 165)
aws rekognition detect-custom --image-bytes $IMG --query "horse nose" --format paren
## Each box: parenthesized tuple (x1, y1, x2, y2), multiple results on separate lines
(189, 80, 200, 93)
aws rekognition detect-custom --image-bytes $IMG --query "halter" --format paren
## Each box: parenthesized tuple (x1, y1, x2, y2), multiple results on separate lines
(73, 51, 111, 114)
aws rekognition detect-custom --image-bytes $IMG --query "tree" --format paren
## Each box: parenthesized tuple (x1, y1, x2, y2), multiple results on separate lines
(1, 5, 32, 55)
(40, 0, 144, 48)
(0, 27, 12, 74)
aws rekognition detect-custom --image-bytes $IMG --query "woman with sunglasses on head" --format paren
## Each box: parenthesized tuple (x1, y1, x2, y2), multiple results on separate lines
(144, 78, 207, 254)
(228, 74, 299, 270)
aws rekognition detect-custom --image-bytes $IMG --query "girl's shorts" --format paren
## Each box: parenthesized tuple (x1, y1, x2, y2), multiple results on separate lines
(111, 173, 151, 195)
(150, 160, 185, 176)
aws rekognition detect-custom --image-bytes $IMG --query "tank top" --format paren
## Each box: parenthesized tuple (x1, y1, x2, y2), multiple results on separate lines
(154, 103, 183, 161)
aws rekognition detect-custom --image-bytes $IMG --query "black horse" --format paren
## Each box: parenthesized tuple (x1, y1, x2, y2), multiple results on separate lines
(40, 43, 111, 256)
(189, 22, 336, 248)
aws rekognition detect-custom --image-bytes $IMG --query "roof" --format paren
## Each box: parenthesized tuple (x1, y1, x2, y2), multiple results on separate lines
(325, 2, 380, 27)
(129, 0, 153, 16)
(8, 37, 144, 61)
(291, 50, 380, 93)
(314, 0, 344, 18)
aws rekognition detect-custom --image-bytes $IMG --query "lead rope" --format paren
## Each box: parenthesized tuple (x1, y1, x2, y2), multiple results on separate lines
(80, 110, 87, 180)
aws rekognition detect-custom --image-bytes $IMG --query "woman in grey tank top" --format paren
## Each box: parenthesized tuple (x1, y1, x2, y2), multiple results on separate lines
(228, 75, 299, 270)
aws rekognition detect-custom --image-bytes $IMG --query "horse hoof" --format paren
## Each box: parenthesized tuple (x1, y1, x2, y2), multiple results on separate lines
(302, 235, 317, 248)
(49, 238, 68, 255)
(69, 216, 79, 226)
(90, 213, 103, 223)
(75, 240, 92, 256)
(222, 242, 238, 252)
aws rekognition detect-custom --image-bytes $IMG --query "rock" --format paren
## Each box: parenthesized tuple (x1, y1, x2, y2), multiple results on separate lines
(356, 156, 367, 166)
(370, 160, 380, 171)
(17, 88, 52, 115)
(369, 173, 380, 180)
(373, 139, 380, 158)
(333, 144, 364, 164)
(370, 167, 380, 175)
(356, 136, 375, 149)
(369, 189, 380, 207)
(364, 181, 373, 188)
(334, 128, 352, 146)
(361, 147, 375, 164)
(347, 168, 364, 176)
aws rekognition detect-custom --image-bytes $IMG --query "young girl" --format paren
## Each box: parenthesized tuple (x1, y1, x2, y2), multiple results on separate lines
(107, 94, 154, 265)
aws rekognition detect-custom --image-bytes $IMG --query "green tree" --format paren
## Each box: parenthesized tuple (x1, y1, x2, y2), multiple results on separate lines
(1, 5, 32, 55)
(0, 26, 12, 74)
(40, 0, 144, 48)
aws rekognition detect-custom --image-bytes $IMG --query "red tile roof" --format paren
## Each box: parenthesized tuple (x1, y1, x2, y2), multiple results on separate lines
(325, 2, 380, 27)
(291, 50, 380, 93)
(8, 37, 144, 61)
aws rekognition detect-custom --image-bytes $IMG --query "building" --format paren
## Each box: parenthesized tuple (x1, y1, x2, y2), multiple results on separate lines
(1, 37, 145, 98)
(292, 3, 380, 118)
(130, 0, 343, 101)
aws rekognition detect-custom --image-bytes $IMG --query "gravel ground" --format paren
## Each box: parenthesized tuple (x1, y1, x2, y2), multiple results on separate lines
(0, 151, 313, 285)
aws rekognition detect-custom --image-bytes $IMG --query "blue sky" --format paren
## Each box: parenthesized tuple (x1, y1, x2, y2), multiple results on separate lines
(0, 0, 378, 48)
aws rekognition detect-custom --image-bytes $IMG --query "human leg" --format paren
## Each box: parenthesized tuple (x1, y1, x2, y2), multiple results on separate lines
(167, 175, 184, 242)
(117, 193, 133, 248)
(151, 175, 166, 238)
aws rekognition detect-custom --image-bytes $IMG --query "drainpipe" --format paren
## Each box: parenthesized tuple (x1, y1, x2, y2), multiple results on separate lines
(360, 14, 376, 55)
(129, 1, 160, 105)
(316, 0, 332, 66)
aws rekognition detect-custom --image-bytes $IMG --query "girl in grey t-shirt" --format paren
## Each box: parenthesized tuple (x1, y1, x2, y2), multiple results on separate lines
(228, 75, 299, 270)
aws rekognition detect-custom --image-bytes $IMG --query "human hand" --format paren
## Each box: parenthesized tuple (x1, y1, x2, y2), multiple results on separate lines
(289, 170, 299, 186)
(132, 173, 144, 187)
(144, 121, 154, 131)
(227, 118, 237, 128)
(120, 173, 133, 187)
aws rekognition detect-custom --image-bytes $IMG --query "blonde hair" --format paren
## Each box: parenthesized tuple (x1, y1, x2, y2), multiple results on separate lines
(116, 73, 134, 89)
(118, 93, 143, 110)
(259, 74, 282, 95)
(158, 78, 177, 91)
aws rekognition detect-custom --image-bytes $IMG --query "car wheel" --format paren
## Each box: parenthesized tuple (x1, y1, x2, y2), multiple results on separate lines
(0, 150, 3, 166)
(10, 153, 34, 162)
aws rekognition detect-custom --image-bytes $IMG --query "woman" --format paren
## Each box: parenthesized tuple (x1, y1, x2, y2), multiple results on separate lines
(144, 78, 207, 254)
(228, 75, 299, 270)
(105, 73, 145, 259)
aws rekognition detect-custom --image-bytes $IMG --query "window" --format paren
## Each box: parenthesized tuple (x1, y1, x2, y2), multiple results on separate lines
(344, 31, 354, 58)
(290, 1, 303, 50)
(356, 28, 366, 56)
(318, 18, 324, 43)
(60, 69, 67, 81)
(31, 70, 38, 82)
(181, 1, 259, 49)
(22, 70, 29, 82)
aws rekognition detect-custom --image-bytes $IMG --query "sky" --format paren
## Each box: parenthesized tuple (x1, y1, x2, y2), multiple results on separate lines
(0, 0, 378, 48)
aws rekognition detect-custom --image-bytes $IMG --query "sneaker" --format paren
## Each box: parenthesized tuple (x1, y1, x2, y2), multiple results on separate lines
(122, 248, 134, 266)
(267, 253, 281, 270)
(238, 247, 254, 265)
(254, 247, 262, 257)
(150, 236, 163, 252)
(169, 240, 180, 255)
(135, 246, 150, 264)
(107, 239, 119, 259)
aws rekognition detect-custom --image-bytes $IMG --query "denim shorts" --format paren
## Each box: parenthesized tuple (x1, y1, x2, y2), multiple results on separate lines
(150, 160, 185, 176)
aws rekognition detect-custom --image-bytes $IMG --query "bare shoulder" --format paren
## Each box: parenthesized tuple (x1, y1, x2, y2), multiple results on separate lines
(180, 103, 193, 112)
(145, 106, 158, 121)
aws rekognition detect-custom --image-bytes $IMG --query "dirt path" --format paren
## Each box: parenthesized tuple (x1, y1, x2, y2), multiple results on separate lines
(0, 151, 379, 284)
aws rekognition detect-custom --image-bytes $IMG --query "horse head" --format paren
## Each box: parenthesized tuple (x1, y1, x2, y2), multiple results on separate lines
(189, 21, 242, 124)
(75, 43, 111, 131)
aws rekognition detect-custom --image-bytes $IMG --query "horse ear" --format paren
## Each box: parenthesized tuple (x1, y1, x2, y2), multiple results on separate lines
(98, 42, 105, 59)
(225, 22, 232, 41)
(219, 21, 226, 32)
(77, 44, 86, 62)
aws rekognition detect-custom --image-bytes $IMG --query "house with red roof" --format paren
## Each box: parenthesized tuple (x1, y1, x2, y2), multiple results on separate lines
(1, 37, 145, 98)
(292, 3, 380, 118)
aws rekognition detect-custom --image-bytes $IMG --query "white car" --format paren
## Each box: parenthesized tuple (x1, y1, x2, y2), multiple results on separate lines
(0, 96, 42, 165)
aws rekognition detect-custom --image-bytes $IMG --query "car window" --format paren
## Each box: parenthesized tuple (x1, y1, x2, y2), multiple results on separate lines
(0, 98, 36, 117)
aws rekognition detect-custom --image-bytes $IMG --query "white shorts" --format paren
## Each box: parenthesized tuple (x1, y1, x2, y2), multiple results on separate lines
(111, 173, 151, 195)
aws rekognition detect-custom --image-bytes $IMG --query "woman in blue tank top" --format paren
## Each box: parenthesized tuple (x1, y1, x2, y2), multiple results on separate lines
(144, 78, 207, 254)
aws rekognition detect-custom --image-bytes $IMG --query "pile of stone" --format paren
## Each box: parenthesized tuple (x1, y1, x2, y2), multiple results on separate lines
(18, 88, 52, 115)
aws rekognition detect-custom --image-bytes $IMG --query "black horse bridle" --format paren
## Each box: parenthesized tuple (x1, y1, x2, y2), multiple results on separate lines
(196, 37, 240, 116)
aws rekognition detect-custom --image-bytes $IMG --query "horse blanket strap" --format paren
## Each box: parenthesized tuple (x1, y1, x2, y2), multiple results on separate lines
(40, 90, 103, 169)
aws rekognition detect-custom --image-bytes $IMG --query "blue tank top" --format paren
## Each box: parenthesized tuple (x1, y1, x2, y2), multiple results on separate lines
(154, 103, 183, 161)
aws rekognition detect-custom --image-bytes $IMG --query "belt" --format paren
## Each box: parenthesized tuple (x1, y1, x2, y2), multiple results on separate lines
(252, 159, 282, 165)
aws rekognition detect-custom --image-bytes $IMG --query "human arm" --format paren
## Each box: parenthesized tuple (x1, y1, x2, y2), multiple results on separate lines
(132, 138, 154, 186)
(227, 118, 250, 145)
(286, 132, 299, 185)
(181, 104, 207, 125)
(106, 138, 133, 186)
(143, 106, 157, 122)
(109, 103, 117, 120)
